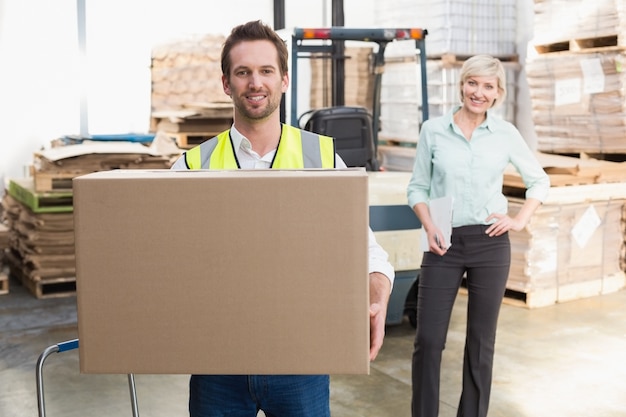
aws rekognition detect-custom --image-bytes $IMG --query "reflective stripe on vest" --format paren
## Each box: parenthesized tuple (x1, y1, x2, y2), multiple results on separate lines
(184, 124, 335, 169)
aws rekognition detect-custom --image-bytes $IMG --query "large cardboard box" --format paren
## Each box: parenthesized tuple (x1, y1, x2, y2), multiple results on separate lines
(73, 169, 370, 374)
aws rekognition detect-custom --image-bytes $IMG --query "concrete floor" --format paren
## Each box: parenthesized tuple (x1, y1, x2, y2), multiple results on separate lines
(1, 274, 626, 417)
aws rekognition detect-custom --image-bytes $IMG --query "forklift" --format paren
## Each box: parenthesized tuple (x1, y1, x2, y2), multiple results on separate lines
(286, 26, 429, 327)
(288, 27, 429, 168)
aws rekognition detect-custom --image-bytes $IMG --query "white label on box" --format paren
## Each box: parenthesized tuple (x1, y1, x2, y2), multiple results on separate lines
(554, 78, 581, 106)
(580, 58, 605, 94)
(571, 205, 601, 248)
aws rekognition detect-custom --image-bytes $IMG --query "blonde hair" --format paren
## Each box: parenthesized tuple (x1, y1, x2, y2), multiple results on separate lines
(458, 54, 506, 108)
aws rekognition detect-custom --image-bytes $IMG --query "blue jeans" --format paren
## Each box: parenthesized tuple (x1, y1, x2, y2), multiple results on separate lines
(189, 375, 330, 417)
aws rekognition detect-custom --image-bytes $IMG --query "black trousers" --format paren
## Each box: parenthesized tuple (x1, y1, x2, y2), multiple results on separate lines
(411, 225, 511, 417)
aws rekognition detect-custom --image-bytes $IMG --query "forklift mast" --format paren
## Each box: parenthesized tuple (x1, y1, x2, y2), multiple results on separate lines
(289, 27, 429, 150)
(287, 25, 426, 326)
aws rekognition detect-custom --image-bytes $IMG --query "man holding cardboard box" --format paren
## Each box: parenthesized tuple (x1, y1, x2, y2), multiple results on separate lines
(169, 20, 394, 417)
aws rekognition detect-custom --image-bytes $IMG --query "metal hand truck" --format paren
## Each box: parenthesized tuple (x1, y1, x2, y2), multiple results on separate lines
(36, 339, 140, 417)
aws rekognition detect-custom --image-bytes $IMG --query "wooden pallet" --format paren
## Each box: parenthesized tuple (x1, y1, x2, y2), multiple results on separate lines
(5, 250, 76, 299)
(502, 152, 626, 194)
(150, 105, 234, 133)
(19, 275, 76, 299)
(7, 178, 73, 213)
(167, 131, 218, 149)
(32, 171, 77, 192)
(428, 53, 519, 65)
(534, 35, 624, 55)
(9, 261, 75, 299)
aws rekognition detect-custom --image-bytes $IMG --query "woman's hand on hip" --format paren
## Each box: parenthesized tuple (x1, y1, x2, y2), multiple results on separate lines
(484, 213, 525, 236)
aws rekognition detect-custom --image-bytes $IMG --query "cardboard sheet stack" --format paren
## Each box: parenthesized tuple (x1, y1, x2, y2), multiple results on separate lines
(526, 0, 626, 154)
(503, 153, 626, 307)
(508, 197, 625, 307)
(1, 189, 74, 298)
(31, 139, 179, 193)
(2, 137, 181, 298)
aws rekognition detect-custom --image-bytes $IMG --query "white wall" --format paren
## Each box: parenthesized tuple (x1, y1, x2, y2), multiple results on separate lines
(0, 0, 80, 183)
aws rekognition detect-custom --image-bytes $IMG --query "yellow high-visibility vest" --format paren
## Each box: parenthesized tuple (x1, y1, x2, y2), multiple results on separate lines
(183, 124, 336, 169)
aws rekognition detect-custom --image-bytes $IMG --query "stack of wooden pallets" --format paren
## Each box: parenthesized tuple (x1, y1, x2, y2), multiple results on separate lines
(1, 180, 75, 298)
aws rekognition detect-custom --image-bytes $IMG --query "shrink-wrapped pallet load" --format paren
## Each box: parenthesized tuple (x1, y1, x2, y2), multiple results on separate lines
(528, 0, 626, 154)
(526, 50, 626, 153)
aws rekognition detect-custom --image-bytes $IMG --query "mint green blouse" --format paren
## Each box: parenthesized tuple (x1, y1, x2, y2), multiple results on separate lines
(407, 106, 550, 228)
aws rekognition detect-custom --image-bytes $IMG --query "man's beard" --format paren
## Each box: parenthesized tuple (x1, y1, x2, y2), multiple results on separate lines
(235, 93, 281, 122)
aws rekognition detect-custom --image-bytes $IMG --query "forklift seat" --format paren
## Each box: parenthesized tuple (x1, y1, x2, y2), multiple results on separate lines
(303, 106, 379, 171)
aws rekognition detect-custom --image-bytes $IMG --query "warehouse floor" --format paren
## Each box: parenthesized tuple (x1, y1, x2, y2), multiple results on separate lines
(1, 274, 625, 417)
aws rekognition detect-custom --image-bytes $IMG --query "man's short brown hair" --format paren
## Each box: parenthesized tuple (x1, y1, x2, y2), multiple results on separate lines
(221, 20, 289, 79)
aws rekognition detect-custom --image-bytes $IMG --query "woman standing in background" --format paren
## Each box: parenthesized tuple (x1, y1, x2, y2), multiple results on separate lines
(406, 54, 550, 417)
